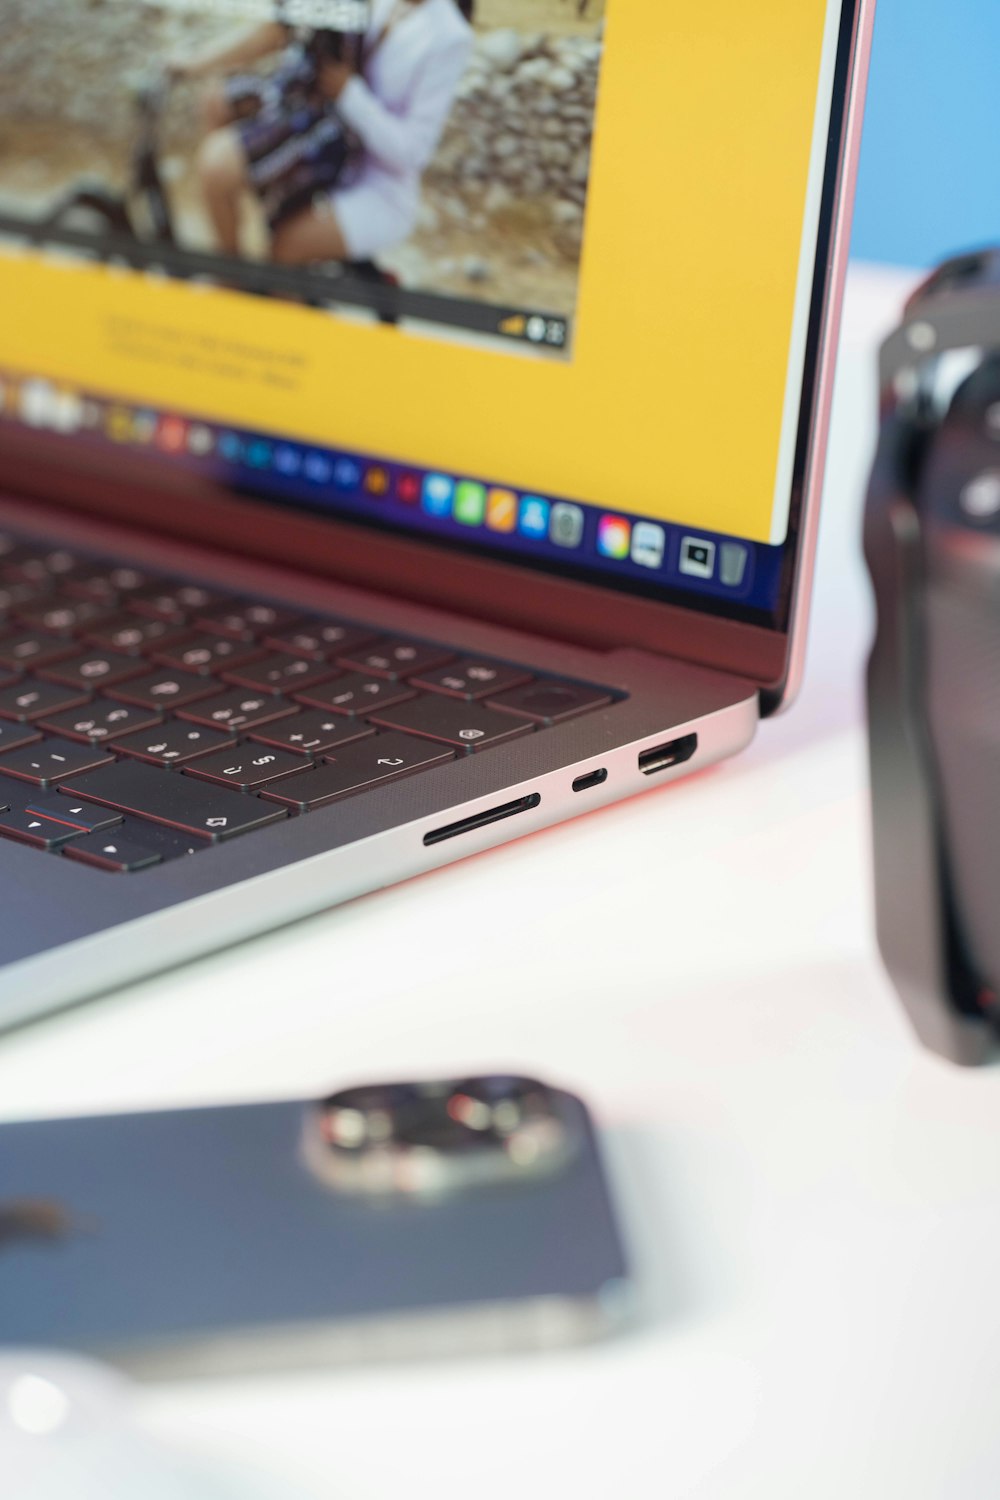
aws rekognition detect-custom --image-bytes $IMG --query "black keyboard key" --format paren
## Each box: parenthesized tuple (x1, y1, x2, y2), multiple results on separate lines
(196, 601, 302, 641)
(0, 808, 87, 851)
(0, 531, 29, 561)
(108, 564, 159, 593)
(0, 722, 42, 756)
(0, 536, 34, 568)
(112, 722, 236, 766)
(151, 635, 266, 676)
(294, 674, 416, 717)
(64, 829, 164, 873)
(61, 759, 288, 841)
(265, 621, 380, 661)
(411, 660, 534, 701)
(338, 638, 455, 679)
(0, 546, 37, 579)
(485, 681, 614, 724)
(0, 774, 27, 811)
(61, 562, 156, 604)
(16, 598, 115, 636)
(220, 653, 340, 695)
(261, 732, 455, 811)
(58, 566, 117, 605)
(370, 697, 535, 752)
(182, 745, 308, 792)
(177, 690, 299, 732)
(63, 818, 201, 871)
(0, 737, 115, 786)
(0, 580, 45, 622)
(129, 582, 234, 622)
(4, 546, 80, 584)
(0, 630, 78, 672)
(0, 679, 91, 723)
(80, 615, 193, 656)
(24, 796, 123, 835)
(249, 710, 374, 757)
(107, 669, 219, 711)
(39, 699, 162, 745)
(39, 651, 146, 692)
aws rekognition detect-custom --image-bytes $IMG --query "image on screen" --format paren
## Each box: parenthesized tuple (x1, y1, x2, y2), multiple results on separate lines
(0, 0, 606, 358)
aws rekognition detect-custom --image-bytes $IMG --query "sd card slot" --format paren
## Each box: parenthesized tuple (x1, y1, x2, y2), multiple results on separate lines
(424, 793, 541, 847)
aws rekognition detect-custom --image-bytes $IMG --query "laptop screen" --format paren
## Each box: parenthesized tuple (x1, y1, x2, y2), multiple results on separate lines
(0, 0, 847, 629)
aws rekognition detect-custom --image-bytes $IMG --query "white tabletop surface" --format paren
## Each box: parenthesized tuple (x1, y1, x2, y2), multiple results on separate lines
(3, 264, 999, 1500)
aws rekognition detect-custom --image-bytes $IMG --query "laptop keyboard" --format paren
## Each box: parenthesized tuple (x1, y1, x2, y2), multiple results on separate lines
(0, 530, 619, 872)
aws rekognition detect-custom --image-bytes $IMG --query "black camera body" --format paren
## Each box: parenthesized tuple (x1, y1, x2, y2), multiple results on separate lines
(866, 249, 1000, 1064)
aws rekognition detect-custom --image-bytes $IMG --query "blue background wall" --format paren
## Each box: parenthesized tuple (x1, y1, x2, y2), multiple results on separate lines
(851, 0, 1000, 267)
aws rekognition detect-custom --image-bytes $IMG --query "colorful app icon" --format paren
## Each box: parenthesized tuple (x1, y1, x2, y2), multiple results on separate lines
(454, 481, 487, 526)
(106, 405, 137, 445)
(304, 452, 332, 483)
(364, 465, 390, 496)
(156, 415, 187, 454)
(719, 541, 749, 587)
(631, 521, 666, 569)
(679, 536, 716, 579)
(274, 444, 302, 476)
(397, 471, 421, 504)
(597, 514, 631, 561)
(51, 390, 84, 435)
(246, 439, 272, 469)
(486, 488, 518, 532)
(550, 502, 585, 549)
(518, 496, 550, 539)
(422, 473, 454, 517)
(333, 457, 361, 492)
(188, 424, 214, 457)
(217, 432, 242, 463)
(131, 410, 158, 444)
(21, 380, 55, 429)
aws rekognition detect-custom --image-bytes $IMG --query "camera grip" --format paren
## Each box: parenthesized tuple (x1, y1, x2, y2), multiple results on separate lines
(864, 417, 994, 1063)
(921, 535, 1000, 1005)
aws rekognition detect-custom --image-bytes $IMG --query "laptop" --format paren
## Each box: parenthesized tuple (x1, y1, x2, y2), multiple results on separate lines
(0, 0, 873, 1026)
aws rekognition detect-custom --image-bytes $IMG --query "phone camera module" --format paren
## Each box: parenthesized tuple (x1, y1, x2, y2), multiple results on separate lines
(307, 1075, 576, 1198)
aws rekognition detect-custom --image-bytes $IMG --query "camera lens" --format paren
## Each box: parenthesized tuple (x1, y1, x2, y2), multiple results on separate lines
(309, 1076, 576, 1197)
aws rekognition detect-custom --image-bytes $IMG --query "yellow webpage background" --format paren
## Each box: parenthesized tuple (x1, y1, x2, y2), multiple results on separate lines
(0, 2, 830, 545)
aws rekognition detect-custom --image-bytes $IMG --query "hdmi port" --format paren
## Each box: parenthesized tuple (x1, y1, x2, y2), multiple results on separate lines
(638, 733, 697, 776)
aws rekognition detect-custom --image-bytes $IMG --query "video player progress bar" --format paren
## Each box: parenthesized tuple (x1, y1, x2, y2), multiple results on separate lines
(0, 216, 571, 351)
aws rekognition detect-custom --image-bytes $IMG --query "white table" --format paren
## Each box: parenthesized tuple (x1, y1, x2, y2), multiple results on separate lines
(4, 265, 999, 1500)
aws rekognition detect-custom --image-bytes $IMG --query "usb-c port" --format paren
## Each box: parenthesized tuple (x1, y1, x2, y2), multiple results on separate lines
(638, 733, 697, 776)
(572, 768, 608, 793)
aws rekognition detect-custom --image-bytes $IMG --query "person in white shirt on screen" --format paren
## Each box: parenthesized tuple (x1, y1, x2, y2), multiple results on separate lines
(175, 0, 473, 265)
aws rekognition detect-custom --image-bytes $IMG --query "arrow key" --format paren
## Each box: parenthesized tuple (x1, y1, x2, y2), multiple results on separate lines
(65, 817, 206, 872)
(0, 807, 88, 850)
(25, 796, 124, 835)
(63, 829, 164, 873)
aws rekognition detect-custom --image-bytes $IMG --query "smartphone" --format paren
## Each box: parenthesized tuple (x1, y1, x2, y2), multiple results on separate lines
(0, 1076, 629, 1376)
